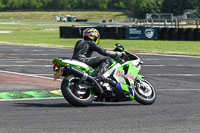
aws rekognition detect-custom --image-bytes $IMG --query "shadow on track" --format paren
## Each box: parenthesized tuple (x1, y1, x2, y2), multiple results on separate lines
(14, 102, 140, 108)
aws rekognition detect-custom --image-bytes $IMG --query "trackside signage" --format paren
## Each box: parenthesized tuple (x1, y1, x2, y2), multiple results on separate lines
(126, 27, 158, 40)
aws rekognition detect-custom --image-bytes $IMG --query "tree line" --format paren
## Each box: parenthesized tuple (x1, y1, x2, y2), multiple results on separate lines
(0, 0, 200, 18)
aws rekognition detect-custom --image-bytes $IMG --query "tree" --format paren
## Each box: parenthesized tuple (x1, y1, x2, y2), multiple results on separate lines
(41, 0, 52, 9)
(124, 0, 162, 18)
(67, 0, 78, 9)
(3, 0, 19, 10)
(161, 0, 196, 15)
(113, 1, 126, 9)
(97, 0, 109, 10)
(195, 0, 200, 12)
(81, 0, 98, 9)
(0, 0, 5, 10)
(0, 0, 198, 17)
(22, 0, 43, 9)
(161, 0, 179, 15)
(140, 0, 162, 15)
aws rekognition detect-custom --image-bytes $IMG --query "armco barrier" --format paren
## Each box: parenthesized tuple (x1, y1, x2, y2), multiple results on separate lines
(60, 26, 200, 41)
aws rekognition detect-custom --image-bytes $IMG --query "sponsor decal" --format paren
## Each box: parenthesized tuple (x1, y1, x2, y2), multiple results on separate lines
(129, 28, 142, 34)
(116, 70, 134, 80)
(145, 29, 154, 39)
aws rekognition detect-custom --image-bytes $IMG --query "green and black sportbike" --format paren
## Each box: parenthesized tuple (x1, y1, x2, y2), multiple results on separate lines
(53, 43, 156, 107)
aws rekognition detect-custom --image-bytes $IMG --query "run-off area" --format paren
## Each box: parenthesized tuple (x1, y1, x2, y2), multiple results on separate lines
(1, 44, 200, 133)
(0, 44, 200, 100)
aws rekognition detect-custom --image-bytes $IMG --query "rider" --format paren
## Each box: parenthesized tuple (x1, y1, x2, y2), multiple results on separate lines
(72, 28, 124, 82)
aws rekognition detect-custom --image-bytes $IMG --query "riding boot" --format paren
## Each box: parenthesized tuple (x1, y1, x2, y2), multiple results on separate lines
(95, 62, 110, 82)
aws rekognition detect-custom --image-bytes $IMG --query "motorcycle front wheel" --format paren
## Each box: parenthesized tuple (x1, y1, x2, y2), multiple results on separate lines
(134, 79, 157, 105)
(61, 76, 94, 107)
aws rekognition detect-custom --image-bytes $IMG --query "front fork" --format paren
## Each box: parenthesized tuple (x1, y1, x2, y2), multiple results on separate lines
(137, 74, 145, 82)
(135, 75, 147, 92)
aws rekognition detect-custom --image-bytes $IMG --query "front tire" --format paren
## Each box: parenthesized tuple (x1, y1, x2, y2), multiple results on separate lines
(61, 76, 94, 107)
(134, 79, 157, 105)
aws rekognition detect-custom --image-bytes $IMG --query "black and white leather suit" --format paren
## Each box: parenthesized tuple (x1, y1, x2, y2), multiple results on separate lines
(72, 40, 120, 78)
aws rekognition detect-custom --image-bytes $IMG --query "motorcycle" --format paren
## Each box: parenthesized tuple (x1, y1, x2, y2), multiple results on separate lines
(53, 43, 156, 107)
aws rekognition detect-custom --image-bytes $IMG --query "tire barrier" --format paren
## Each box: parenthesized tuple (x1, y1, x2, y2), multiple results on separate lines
(184, 28, 194, 41)
(194, 28, 200, 41)
(75, 19, 88, 22)
(160, 28, 170, 40)
(60, 26, 200, 41)
(169, 28, 178, 40)
(157, 28, 162, 40)
(60, 26, 127, 39)
(177, 28, 186, 41)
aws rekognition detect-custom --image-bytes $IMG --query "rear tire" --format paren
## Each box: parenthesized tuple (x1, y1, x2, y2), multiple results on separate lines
(61, 76, 94, 107)
(134, 79, 156, 105)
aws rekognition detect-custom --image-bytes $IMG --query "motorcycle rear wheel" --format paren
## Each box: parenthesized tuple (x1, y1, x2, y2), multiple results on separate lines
(61, 76, 94, 107)
(134, 79, 156, 105)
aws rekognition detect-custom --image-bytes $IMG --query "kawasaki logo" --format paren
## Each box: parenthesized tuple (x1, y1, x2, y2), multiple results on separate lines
(116, 70, 134, 80)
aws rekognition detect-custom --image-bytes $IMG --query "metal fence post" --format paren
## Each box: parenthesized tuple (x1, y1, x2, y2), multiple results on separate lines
(164, 20, 167, 27)
(175, 19, 178, 28)
(196, 20, 199, 28)
(151, 19, 154, 28)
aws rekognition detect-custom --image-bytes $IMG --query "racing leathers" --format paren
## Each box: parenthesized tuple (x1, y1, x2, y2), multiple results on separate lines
(72, 40, 121, 81)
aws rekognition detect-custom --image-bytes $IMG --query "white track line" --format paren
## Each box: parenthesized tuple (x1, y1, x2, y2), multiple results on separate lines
(0, 59, 52, 61)
(144, 58, 179, 61)
(9, 54, 71, 56)
(0, 65, 52, 67)
(1, 64, 200, 67)
(137, 53, 200, 59)
(32, 74, 52, 76)
(143, 65, 200, 67)
(146, 74, 200, 76)
(0, 70, 61, 81)
(158, 89, 200, 91)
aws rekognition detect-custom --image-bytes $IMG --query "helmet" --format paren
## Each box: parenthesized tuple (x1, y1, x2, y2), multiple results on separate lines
(83, 28, 100, 44)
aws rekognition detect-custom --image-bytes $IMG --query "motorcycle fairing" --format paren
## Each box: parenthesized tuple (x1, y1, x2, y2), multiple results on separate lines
(53, 58, 94, 73)
(116, 82, 134, 100)
(113, 61, 140, 86)
(112, 61, 140, 100)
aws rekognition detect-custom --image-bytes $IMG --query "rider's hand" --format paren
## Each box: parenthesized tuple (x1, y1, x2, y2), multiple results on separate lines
(120, 52, 126, 57)
(117, 52, 126, 57)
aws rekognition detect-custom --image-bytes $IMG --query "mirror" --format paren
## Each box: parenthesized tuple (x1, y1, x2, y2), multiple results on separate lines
(115, 43, 124, 50)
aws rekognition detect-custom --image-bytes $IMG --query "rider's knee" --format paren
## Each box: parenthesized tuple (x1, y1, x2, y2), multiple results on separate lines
(105, 58, 113, 65)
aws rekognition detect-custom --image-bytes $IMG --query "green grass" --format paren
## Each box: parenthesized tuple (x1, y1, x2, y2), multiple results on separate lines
(0, 11, 129, 21)
(0, 11, 200, 56)
(1, 29, 200, 56)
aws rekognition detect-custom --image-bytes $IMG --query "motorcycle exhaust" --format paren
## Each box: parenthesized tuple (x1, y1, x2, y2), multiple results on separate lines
(62, 65, 104, 94)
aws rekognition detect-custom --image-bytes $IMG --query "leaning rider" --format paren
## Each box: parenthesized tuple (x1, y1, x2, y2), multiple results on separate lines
(72, 28, 124, 82)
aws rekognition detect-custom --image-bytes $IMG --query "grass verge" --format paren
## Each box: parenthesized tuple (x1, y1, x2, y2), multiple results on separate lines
(0, 29, 200, 56)
(0, 11, 200, 56)
(0, 11, 129, 21)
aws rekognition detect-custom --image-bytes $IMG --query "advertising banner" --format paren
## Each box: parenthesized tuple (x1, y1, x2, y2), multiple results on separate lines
(126, 27, 158, 40)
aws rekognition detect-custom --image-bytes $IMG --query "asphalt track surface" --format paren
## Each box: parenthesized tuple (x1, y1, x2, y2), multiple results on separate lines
(0, 44, 200, 133)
